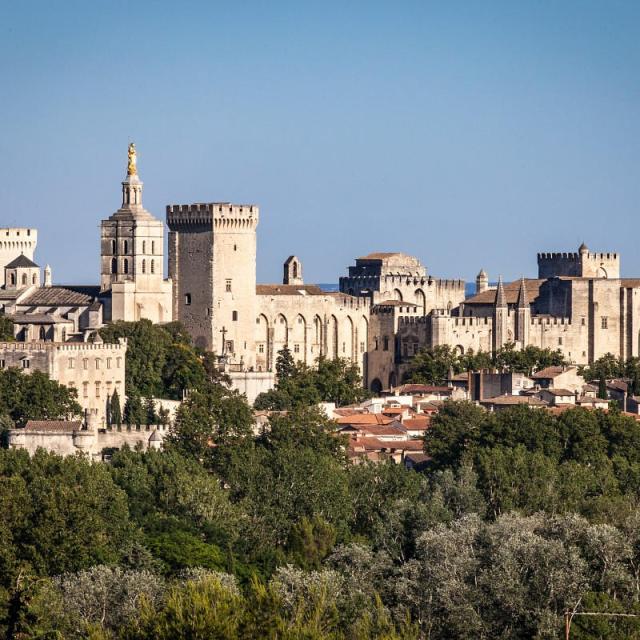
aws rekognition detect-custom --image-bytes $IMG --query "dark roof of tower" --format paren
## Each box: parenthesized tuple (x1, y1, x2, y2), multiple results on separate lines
(516, 277, 529, 308)
(495, 276, 507, 308)
(5, 254, 39, 269)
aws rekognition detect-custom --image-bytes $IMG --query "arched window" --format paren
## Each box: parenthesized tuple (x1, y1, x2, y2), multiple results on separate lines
(123, 240, 129, 254)
(150, 260, 155, 274)
(39, 326, 46, 340)
(142, 241, 146, 253)
(142, 259, 146, 274)
(151, 241, 155, 254)
(31, 274, 36, 284)
(111, 240, 116, 254)
(21, 274, 27, 286)
(232, 310, 238, 321)
(111, 258, 117, 274)
(9, 273, 15, 286)
(123, 258, 129, 274)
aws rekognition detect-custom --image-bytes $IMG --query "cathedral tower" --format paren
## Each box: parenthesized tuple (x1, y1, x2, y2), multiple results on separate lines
(100, 144, 172, 322)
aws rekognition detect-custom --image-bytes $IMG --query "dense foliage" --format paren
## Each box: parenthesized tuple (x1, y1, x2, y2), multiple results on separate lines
(403, 342, 568, 385)
(581, 353, 640, 394)
(254, 347, 369, 409)
(0, 394, 639, 637)
(0, 368, 81, 428)
(99, 320, 207, 400)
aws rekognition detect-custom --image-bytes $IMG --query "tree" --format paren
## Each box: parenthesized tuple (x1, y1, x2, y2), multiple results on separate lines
(124, 394, 145, 427)
(423, 401, 487, 469)
(402, 345, 461, 385)
(0, 368, 82, 427)
(144, 397, 158, 426)
(161, 343, 206, 400)
(110, 390, 123, 428)
(599, 376, 608, 400)
(167, 383, 254, 460)
(0, 316, 13, 342)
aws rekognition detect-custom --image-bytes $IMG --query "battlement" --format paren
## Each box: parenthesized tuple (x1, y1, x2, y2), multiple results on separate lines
(537, 245, 620, 279)
(167, 203, 259, 231)
(398, 316, 429, 325)
(0, 339, 127, 353)
(531, 317, 571, 326)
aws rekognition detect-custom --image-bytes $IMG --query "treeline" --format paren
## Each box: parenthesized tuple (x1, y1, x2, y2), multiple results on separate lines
(403, 342, 567, 385)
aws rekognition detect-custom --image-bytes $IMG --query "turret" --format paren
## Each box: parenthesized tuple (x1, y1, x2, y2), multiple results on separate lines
(476, 268, 488, 294)
(44, 264, 52, 287)
(283, 256, 303, 285)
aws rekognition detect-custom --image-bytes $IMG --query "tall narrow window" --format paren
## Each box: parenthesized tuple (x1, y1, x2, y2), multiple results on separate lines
(123, 258, 129, 274)
(21, 274, 27, 286)
(123, 240, 129, 254)
(226, 279, 232, 292)
(232, 310, 238, 321)
(185, 293, 192, 305)
(151, 241, 155, 254)
(39, 326, 46, 340)
(142, 259, 146, 273)
(150, 260, 155, 274)
(142, 241, 146, 253)
(111, 258, 117, 274)
(111, 239, 116, 254)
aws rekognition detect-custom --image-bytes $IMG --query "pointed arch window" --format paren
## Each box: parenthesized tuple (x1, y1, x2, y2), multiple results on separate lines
(123, 258, 129, 275)
(142, 259, 146, 274)
(111, 258, 117, 274)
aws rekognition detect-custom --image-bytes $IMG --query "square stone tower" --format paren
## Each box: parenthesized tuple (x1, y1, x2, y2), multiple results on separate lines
(167, 202, 259, 367)
(0, 228, 37, 287)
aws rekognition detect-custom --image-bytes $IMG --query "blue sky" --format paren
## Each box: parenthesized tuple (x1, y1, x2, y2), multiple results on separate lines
(1, 1, 639, 285)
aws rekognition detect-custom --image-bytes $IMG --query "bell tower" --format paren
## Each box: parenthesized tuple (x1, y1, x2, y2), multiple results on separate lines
(99, 144, 172, 322)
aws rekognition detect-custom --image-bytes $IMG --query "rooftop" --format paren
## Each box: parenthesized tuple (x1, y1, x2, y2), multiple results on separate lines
(5, 254, 39, 269)
(465, 279, 545, 305)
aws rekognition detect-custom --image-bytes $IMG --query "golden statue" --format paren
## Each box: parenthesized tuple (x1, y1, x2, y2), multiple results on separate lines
(127, 142, 137, 176)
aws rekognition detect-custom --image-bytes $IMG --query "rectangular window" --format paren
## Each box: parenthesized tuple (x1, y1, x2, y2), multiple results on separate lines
(225, 279, 232, 292)
(601, 317, 608, 330)
(22, 360, 29, 369)
(258, 344, 264, 354)
(106, 358, 112, 369)
(294, 344, 300, 353)
(383, 336, 389, 351)
(0, 359, 5, 369)
(68, 358, 74, 369)
(360, 342, 365, 353)
(95, 382, 101, 398)
(558, 337, 563, 345)
(83, 382, 88, 398)
(185, 293, 191, 306)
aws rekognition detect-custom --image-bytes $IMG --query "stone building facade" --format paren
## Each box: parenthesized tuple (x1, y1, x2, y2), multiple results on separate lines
(366, 244, 640, 391)
(167, 202, 370, 385)
(0, 339, 127, 426)
(0, 228, 37, 287)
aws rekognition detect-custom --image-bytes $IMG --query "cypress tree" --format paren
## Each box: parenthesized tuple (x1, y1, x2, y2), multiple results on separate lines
(110, 390, 122, 428)
(598, 377, 608, 400)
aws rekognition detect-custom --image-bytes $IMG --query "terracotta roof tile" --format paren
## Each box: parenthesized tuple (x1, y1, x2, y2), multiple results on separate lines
(465, 279, 545, 306)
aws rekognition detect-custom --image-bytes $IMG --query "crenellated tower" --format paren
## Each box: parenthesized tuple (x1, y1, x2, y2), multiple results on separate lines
(167, 202, 259, 366)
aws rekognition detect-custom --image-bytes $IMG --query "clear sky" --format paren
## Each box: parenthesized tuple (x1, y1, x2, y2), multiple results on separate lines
(1, 1, 639, 285)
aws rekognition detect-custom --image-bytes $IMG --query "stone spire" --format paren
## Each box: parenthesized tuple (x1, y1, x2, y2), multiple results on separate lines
(516, 277, 528, 309)
(44, 264, 52, 287)
(495, 275, 507, 308)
